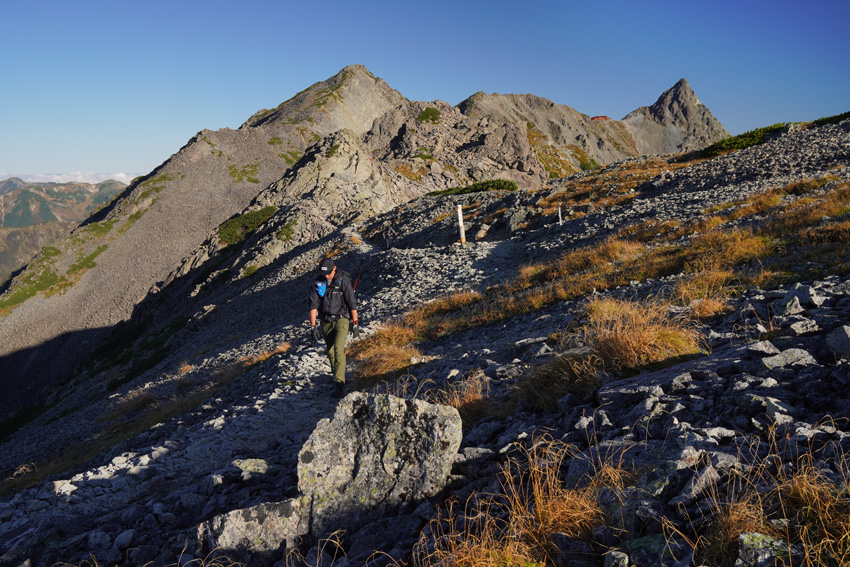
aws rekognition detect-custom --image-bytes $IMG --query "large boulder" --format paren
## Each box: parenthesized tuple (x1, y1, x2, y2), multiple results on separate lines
(298, 392, 462, 537)
(196, 393, 462, 562)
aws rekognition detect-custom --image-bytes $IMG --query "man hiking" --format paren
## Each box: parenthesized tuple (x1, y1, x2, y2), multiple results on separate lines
(308, 257, 359, 395)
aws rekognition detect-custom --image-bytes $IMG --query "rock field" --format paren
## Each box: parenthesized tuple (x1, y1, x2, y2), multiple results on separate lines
(1, 118, 849, 567)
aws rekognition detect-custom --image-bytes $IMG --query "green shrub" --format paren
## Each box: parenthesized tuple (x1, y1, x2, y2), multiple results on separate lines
(809, 110, 850, 127)
(580, 158, 600, 171)
(0, 268, 66, 311)
(276, 218, 297, 241)
(428, 179, 518, 197)
(219, 206, 278, 245)
(417, 107, 441, 124)
(81, 219, 118, 238)
(702, 123, 787, 157)
(281, 150, 303, 165)
(68, 245, 107, 274)
(227, 163, 260, 183)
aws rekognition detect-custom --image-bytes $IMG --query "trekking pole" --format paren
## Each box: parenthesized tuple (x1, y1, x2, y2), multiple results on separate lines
(457, 205, 466, 246)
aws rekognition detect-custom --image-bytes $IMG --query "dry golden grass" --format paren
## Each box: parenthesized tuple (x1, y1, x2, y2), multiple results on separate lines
(583, 297, 705, 371)
(349, 322, 421, 388)
(502, 439, 605, 558)
(519, 296, 706, 410)
(686, 228, 773, 268)
(412, 436, 613, 567)
(673, 256, 736, 319)
(518, 353, 603, 410)
(431, 370, 511, 428)
(761, 181, 850, 237)
(668, 428, 850, 567)
(99, 390, 157, 422)
(799, 219, 850, 245)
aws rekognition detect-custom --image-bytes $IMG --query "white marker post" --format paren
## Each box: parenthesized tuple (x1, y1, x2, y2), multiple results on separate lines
(457, 204, 466, 245)
(559, 204, 563, 226)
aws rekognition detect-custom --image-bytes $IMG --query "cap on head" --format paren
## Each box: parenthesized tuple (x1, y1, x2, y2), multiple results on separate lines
(319, 257, 335, 275)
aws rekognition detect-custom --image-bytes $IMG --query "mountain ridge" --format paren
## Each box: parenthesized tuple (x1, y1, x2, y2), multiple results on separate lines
(0, 65, 727, 421)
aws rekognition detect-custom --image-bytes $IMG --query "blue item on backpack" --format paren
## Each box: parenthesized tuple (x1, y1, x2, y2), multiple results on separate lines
(316, 281, 327, 297)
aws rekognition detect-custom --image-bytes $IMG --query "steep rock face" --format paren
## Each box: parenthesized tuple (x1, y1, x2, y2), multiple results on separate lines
(622, 78, 729, 154)
(0, 177, 30, 195)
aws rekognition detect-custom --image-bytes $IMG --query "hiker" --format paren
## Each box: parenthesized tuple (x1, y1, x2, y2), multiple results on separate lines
(308, 257, 359, 395)
(383, 225, 396, 249)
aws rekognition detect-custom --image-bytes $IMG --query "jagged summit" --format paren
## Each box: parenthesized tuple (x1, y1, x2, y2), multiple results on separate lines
(623, 78, 729, 154)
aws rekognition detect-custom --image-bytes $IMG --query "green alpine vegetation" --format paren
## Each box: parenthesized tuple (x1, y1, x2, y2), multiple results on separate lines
(218, 206, 278, 245)
(417, 107, 441, 124)
(227, 163, 260, 184)
(276, 218, 298, 241)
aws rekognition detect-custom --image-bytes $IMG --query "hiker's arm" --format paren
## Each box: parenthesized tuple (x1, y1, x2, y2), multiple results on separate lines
(309, 308, 318, 326)
(350, 309, 358, 325)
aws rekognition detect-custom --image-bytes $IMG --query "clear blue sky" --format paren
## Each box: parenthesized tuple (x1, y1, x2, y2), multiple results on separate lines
(2, 0, 848, 182)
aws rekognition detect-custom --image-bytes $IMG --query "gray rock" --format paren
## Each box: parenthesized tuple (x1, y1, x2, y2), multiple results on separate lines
(298, 392, 462, 537)
(775, 294, 805, 316)
(827, 325, 850, 359)
(114, 528, 136, 550)
(196, 498, 306, 563)
(735, 532, 801, 567)
(761, 348, 817, 369)
(670, 464, 720, 507)
(604, 550, 629, 567)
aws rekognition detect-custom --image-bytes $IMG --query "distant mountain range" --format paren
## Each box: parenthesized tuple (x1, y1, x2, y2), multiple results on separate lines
(0, 64, 727, 418)
(0, 178, 126, 282)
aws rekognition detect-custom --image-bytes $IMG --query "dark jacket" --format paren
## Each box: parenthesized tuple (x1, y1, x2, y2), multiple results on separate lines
(308, 270, 357, 320)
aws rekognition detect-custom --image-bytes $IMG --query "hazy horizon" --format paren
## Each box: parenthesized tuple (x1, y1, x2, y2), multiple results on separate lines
(0, 172, 138, 185)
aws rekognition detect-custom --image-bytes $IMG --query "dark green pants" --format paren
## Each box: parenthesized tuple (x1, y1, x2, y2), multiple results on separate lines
(322, 318, 349, 384)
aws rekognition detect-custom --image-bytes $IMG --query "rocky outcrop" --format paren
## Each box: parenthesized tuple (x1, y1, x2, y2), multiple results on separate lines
(458, 91, 640, 170)
(195, 393, 461, 564)
(299, 392, 462, 537)
(623, 78, 730, 154)
(0, 117, 848, 566)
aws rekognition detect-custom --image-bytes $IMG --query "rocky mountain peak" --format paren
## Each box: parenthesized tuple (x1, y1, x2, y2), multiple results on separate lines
(241, 64, 406, 135)
(622, 78, 729, 154)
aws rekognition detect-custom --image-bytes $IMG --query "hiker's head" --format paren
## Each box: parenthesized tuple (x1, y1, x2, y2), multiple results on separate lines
(319, 258, 336, 280)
